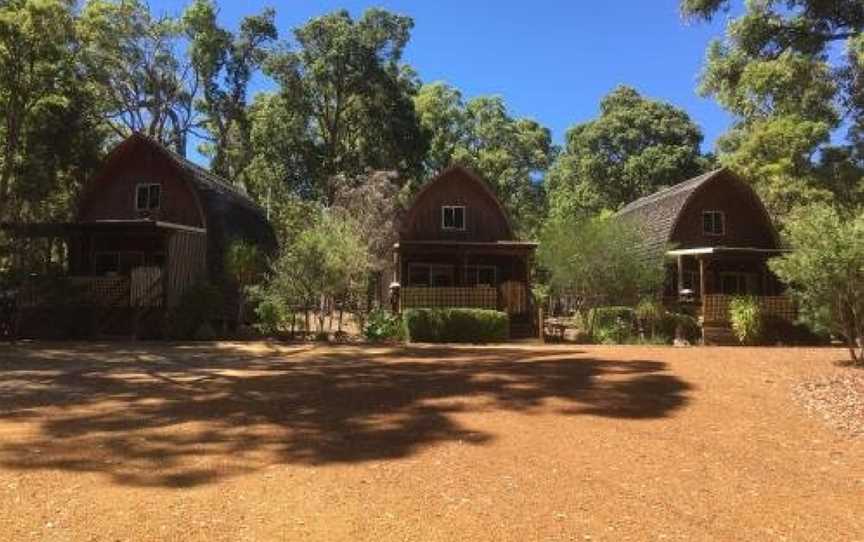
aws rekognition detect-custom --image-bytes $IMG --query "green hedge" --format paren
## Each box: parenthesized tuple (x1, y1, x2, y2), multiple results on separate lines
(403, 308, 509, 343)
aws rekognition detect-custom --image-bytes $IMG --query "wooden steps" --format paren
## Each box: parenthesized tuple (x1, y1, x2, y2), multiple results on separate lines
(702, 324, 739, 346)
(509, 321, 536, 340)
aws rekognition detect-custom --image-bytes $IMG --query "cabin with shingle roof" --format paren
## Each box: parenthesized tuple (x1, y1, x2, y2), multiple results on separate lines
(618, 168, 795, 343)
(3, 134, 276, 338)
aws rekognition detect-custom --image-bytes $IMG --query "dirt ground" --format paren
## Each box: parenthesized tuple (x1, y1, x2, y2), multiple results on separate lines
(0, 342, 862, 541)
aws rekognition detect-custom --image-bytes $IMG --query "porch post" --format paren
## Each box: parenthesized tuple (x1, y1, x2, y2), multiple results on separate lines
(676, 255, 684, 296)
(698, 257, 706, 299)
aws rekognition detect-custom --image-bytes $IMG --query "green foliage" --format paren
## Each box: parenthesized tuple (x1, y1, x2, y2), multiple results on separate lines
(402, 308, 509, 343)
(0, 0, 106, 222)
(539, 213, 664, 337)
(546, 86, 708, 217)
(262, 211, 370, 330)
(363, 309, 403, 342)
(729, 296, 763, 345)
(256, 9, 425, 205)
(684, 0, 864, 221)
(591, 306, 637, 344)
(183, 0, 277, 180)
(770, 204, 864, 362)
(78, 0, 195, 154)
(414, 82, 553, 237)
(662, 312, 702, 344)
(254, 296, 287, 335)
(164, 282, 224, 340)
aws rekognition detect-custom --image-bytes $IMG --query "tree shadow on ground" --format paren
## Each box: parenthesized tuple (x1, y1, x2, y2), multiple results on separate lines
(0, 342, 692, 487)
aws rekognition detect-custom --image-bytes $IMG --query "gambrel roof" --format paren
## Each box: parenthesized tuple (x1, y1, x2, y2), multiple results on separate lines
(616, 169, 723, 259)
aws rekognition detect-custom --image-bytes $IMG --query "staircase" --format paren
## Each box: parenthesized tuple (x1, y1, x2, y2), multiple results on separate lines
(702, 324, 739, 346)
(509, 316, 537, 340)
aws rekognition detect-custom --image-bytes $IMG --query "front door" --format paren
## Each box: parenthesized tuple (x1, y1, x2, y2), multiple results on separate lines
(499, 280, 527, 315)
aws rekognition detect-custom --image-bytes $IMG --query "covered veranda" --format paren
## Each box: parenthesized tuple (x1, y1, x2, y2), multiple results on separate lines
(666, 246, 795, 326)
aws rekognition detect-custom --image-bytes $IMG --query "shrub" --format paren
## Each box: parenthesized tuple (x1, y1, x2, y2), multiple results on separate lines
(660, 312, 702, 344)
(164, 282, 224, 340)
(363, 308, 403, 342)
(403, 308, 509, 343)
(761, 314, 828, 346)
(729, 296, 763, 345)
(591, 306, 637, 343)
(255, 297, 287, 335)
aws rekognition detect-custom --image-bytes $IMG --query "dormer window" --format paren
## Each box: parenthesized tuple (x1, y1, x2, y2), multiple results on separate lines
(703, 210, 725, 236)
(136, 183, 161, 211)
(442, 205, 465, 231)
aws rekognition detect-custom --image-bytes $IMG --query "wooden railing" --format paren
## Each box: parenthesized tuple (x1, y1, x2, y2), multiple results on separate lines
(702, 294, 796, 324)
(18, 276, 130, 308)
(401, 287, 498, 310)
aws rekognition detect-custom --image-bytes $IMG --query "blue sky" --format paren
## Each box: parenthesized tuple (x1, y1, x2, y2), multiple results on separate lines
(149, 0, 738, 153)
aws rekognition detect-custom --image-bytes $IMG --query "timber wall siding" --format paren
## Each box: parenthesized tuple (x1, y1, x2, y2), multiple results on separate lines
(78, 144, 204, 228)
(402, 168, 512, 242)
(166, 231, 207, 307)
(671, 178, 777, 250)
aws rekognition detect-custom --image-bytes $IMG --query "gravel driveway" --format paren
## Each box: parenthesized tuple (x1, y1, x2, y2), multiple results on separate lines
(0, 342, 861, 541)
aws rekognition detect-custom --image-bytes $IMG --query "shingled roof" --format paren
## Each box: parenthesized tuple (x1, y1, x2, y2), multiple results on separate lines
(616, 168, 726, 260)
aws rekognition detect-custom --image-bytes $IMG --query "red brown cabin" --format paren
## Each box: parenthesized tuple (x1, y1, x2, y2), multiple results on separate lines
(393, 166, 537, 338)
(617, 168, 794, 342)
(4, 134, 276, 338)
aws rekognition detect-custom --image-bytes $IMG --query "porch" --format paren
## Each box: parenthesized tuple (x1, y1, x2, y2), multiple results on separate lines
(1, 220, 207, 338)
(666, 246, 795, 343)
(394, 240, 537, 337)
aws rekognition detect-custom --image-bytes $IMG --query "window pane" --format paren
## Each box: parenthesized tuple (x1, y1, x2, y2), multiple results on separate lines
(137, 186, 148, 210)
(453, 207, 464, 229)
(478, 267, 495, 286)
(431, 265, 454, 287)
(149, 185, 160, 209)
(409, 265, 430, 286)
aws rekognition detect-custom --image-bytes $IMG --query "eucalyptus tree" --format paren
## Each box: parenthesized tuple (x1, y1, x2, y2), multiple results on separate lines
(183, 0, 277, 180)
(254, 8, 426, 205)
(414, 82, 554, 238)
(0, 0, 105, 222)
(546, 86, 707, 218)
(78, 0, 196, 155)
(681, 0, 864, 218)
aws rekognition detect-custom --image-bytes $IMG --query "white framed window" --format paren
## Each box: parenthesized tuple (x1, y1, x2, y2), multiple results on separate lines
(464, 265, 497, 287)
(135, 183, 161, 211)
(702, 210, 725, 236)
(441, 205, 466, 231)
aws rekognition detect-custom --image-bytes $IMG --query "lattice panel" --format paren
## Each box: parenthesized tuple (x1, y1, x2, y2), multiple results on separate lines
(401, 287, 498, 310)
(18, 276, 130, 307)
(702, 294, 796, 324)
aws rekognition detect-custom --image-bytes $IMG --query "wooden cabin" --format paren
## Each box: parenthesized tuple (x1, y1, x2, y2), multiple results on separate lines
(617, 168, 794, 342)
(394, 166, 537, 338)
(5, 133, 276, 338)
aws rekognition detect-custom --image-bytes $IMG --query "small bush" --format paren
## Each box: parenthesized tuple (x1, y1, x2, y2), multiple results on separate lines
(729, 296, 763, 345)
(658, 312, 702, 344)
(403, 308, 509, 343)
(591, 306, 637, 344)
(364, 309, 403, 342)
(761, 314, 828, 346)
(164, 282, 224, 340)
(255, 298, 287, 335)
